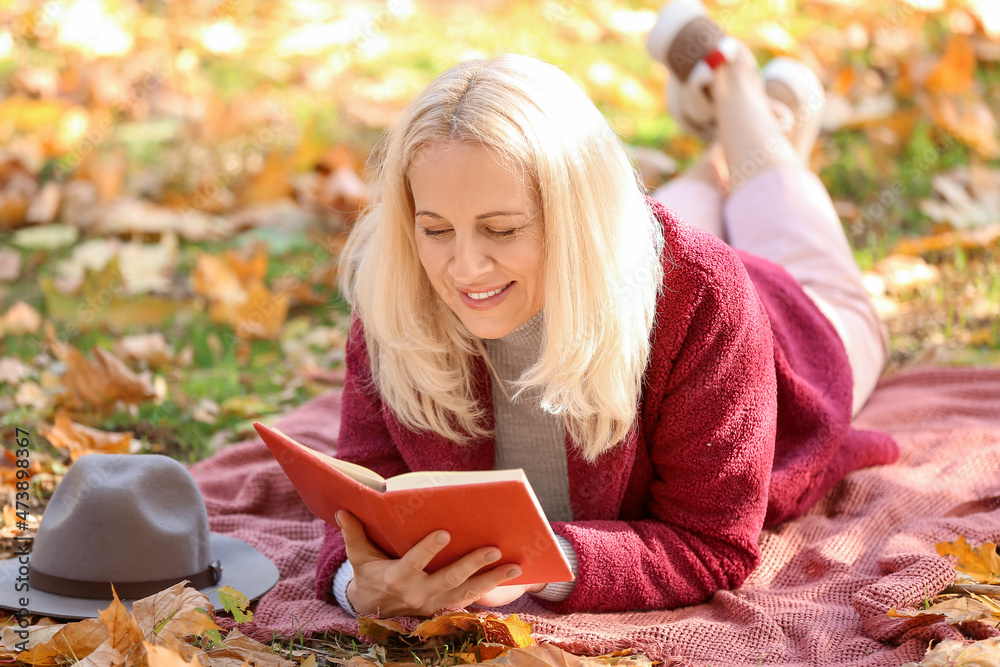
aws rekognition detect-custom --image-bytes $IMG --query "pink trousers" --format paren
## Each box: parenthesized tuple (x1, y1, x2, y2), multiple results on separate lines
(653, 165, 888, 415)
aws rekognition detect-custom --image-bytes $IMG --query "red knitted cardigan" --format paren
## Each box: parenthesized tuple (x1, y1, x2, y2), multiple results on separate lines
(315, 197, 899, 614)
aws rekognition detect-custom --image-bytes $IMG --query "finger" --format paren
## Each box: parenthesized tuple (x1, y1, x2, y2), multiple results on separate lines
(338, 510, 389, 565)
(397, 528, 454, 574)
(447, 563, 524, 608)
(426, 546, 503, 592)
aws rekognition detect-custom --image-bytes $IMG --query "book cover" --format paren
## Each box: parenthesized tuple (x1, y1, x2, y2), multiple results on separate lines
(253, 422, 574, 586)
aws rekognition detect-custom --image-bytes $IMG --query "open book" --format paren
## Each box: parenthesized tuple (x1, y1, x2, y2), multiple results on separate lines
(253, 422, 575, 586)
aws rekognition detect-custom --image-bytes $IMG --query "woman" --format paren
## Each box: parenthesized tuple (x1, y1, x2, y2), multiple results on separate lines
(316, 2, 898, 617)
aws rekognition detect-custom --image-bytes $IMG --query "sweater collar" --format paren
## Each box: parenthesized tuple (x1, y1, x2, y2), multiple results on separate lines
(482, 309, 544, 350)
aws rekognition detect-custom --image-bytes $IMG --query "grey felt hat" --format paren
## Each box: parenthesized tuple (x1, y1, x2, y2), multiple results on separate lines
(0, 453, 279, 619)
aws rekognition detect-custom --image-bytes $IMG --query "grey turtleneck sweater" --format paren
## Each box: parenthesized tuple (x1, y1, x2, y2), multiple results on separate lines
(332, 309, 578, 612)
(482, 309, 573, 524)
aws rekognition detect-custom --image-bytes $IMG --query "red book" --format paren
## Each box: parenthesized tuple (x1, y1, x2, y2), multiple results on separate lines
(253, 422, 574, 586)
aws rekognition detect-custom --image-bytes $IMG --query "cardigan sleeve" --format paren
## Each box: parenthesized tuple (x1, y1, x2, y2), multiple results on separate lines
(538, 234, 779, 613)
(314, 314, 412, 602)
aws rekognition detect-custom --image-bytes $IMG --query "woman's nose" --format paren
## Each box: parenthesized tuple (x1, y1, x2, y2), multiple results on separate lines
(449, 232, 491, 282)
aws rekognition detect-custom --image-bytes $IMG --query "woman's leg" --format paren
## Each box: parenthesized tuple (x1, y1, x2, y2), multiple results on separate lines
(652, 144, 727, 240)
(711, 54, 888, 415)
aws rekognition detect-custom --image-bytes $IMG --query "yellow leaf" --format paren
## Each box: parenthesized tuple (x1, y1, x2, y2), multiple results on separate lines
(411, 611, 535, 648)
(936, 535, 1000, 584)
(902, 637, 1000, 667)
(357, 617, 407, 642)
(145, 642, 202, 667)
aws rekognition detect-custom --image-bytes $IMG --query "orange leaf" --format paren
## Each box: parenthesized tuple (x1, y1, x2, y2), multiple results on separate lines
(42, 412, 133, 461)
(411, 611, 535, 648)
(145, 642, 201, 667)
(936, 535, 1000, 584)
(925, 35, 976, 94)
(100, 586, 145, 661)
(357, 617, 407, 643)
(15, 617, 108, 666)
(0, 301, 42, 336)
(50, 337, 157, 411)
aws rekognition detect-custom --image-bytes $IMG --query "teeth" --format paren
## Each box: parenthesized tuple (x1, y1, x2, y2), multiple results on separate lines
(467, 283, 510, 300)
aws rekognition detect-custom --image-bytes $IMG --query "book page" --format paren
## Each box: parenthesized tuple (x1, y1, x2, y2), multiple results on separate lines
(385, 467, 527, 492)
(271, 427, 387, 491)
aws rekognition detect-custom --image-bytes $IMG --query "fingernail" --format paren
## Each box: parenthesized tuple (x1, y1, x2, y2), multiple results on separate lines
(435, 531, 450, 545)
(506, 567, 522, 578)
(485, 550, 501, 563)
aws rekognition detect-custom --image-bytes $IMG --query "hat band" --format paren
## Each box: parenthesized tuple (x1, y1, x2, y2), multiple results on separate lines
(29, 561, 223, 600)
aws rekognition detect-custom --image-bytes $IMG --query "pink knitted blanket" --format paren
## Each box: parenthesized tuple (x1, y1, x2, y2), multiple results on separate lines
(189, 366, 1000, 666)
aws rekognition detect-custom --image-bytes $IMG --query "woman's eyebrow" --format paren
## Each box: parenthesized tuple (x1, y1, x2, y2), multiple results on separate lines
(414, 210, 526, 220)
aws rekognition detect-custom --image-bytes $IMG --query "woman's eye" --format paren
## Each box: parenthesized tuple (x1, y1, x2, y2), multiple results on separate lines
(420, 228, 449, 237)
(490, 228, 518, 238)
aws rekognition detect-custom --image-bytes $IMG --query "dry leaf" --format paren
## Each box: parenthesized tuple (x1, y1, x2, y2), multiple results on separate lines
(888, 596, 999, 624)
(357, 618, 407, 643)
(412, 611, 536, 648)
(51, 338, 157, 411)
(41, 412, 134, 460)
(132, 582, 220, 652)
(15, 382, 49, 411)
(93, 198, 234, 242)
(0, 357, 34, 385)
(925, 35, 976, 94)
(100, 587, 145, 664)
(145, 642, 202, 667)
(0, 247, 21, 282)
(902, 637, 1000, 667)
(0, 625, 63, 656)
(113, 333, 173, 370)
(73, 641, 125, 667)
(0, 300, 42, 336)
(492, 643, 655, 667)
(936, 535, 1000, 584)
(25, 181, 61, 225)
(200, 630, 295, 667)
(15, 617, 108, 666)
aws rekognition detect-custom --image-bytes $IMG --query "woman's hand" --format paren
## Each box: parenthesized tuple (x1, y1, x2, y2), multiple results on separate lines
(338, 510, 528, 617)
(473, 583, 546, 607)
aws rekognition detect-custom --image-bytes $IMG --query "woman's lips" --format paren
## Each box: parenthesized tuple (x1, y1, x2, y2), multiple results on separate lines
(458, 281, 514, 310)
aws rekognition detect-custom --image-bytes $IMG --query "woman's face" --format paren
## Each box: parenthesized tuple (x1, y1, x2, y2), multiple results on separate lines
(409, 142, 545, 340)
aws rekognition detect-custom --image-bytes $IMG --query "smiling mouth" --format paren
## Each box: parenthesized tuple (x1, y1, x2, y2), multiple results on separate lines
(463, 282, 514, 300)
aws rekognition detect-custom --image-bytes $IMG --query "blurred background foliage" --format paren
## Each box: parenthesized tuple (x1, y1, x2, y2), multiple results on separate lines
(0, 0, 998, 524)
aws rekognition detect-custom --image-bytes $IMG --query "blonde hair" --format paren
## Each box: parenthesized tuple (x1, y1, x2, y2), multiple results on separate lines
(339, 54, 665, 462)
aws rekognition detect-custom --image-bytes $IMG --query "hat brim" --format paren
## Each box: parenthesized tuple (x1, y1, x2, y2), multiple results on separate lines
(0, 534, 279, 620)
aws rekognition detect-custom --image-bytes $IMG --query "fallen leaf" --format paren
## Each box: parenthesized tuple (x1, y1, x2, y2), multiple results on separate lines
(936, 535, 1000, 584)
(0, 300, 42, 336)
(492, 643, 655, 667)
(15, 617, 108, 666)
(200, 630, 294, 667)
(357, 618, 407, 643)
(93, 198, 234, 242)
(51, 336, 157, 411)
(25, 181, 61, 225)
(0, 357, 34, 385)
(100, 587, 145, 664)
(0, 625, 63, 656)
(15, 381, 49, 411)
(412, 611, 536, 648)
(902, 637, 1000, 667)
(216, 587, 253, 625)
(0, 247, 21, 281)
(925, 35, 976, 93)
(132, 582, 220, 653)
(888, 596, 999, 624)
(10, 224, 79, 250)
(145, 642, 201, 667)
(113, 333, 173, 370)
(41, 412, 135, 461)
